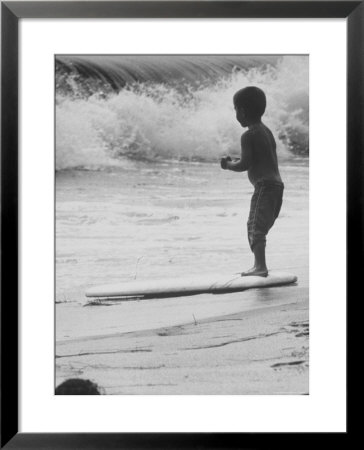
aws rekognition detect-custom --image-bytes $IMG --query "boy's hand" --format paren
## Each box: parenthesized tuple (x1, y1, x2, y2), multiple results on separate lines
(220, 156, 232, 170)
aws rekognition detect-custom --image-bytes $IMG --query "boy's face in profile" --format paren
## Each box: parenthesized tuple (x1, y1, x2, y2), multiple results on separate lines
(234, 105, 248, 128)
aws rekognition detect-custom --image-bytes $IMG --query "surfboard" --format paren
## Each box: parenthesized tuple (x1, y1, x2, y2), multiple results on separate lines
(85, 271, 297, 301)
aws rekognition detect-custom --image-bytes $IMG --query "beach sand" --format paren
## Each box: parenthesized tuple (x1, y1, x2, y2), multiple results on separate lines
(56, 294, 308, 394)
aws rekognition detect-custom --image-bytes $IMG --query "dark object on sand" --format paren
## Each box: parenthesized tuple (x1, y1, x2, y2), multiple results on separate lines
(55, 378, 101, 395)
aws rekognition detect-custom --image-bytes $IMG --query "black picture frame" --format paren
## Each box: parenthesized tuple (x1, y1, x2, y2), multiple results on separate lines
(1, 1, 360, 448)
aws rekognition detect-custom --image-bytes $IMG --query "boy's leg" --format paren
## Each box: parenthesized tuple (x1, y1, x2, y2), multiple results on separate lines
(242, 184, 269, 277)
(240, 241, 268, 277)
(253, 241, 268, 273)
(241, 182, 283, 277)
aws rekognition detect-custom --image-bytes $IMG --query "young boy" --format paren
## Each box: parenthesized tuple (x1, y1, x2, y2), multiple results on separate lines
(221, 86, 284, 277)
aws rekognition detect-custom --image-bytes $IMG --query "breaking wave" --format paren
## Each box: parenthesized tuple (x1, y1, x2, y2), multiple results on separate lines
(56, 55, 308, 170)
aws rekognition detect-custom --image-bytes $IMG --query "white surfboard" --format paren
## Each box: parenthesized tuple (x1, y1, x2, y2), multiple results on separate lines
(85, 271, 297, 302)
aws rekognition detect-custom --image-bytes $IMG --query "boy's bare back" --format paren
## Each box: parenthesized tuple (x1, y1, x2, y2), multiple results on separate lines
(242, 122, 282, 186)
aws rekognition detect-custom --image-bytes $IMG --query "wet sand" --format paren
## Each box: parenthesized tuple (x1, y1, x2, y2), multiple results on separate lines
(56, 294, 308, 394)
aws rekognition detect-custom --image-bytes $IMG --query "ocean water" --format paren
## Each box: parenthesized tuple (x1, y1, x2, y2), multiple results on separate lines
(55, 55, 309, 341)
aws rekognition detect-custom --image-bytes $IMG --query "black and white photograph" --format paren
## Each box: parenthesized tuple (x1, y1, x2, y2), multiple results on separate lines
(55, 54, 309, 395)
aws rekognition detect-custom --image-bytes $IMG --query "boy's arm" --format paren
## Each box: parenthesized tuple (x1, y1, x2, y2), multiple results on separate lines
(226, 132, 252, 172)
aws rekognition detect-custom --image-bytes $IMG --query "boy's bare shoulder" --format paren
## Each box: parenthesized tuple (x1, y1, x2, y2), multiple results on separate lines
(241, 128, 261, 149)
(241, 128, 255, 144)
(246, 125, 274, 143)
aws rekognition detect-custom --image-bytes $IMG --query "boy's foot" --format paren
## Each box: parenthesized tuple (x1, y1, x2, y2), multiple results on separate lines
(239, 267, 268, 277)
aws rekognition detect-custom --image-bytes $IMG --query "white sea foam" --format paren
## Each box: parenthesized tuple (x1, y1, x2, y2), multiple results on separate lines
(56, 55, 308, 170)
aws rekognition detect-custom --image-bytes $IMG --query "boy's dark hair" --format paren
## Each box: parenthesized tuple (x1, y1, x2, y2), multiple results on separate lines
(55, 378, 101, 395)
(233, 86, 266, 120)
